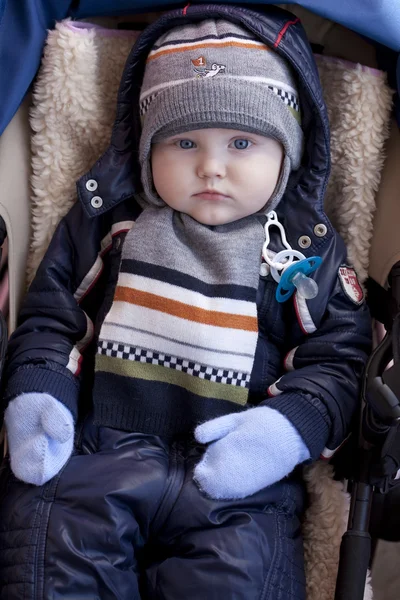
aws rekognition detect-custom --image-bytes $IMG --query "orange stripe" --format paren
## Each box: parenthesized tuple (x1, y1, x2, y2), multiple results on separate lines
(147, 40, 269, 62)
(114, 286, 258, 332)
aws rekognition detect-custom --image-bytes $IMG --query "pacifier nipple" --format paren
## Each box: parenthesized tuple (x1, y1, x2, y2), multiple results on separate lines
(291, 272, 319, 300)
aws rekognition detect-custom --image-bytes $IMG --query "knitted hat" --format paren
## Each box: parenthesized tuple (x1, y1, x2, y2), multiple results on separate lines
(139, 19, 303, 211)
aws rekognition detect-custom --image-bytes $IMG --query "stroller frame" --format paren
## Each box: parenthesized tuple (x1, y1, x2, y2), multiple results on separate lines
(335, 262, 400, 599)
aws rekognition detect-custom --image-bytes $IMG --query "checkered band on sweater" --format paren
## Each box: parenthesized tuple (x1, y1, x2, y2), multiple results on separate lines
(94, 211, 262, 410)
(98, 341, 250, 387)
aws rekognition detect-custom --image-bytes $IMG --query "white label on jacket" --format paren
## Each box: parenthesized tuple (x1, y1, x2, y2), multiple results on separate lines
(338, 266, 364, 305)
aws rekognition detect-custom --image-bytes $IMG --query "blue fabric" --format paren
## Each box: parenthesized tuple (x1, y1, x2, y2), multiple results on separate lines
(293, 0, 400, 52)
(0, 0, 70, 136)
(4, 392, 74, 485)
(194, 406, 310, 499)
(0, 1, 399, 136)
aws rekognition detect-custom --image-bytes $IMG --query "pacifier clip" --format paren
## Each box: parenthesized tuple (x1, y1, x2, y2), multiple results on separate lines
(262, 211, 322, 303)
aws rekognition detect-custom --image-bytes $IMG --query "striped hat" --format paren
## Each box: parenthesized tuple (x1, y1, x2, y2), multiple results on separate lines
(139, 19, 304, 210)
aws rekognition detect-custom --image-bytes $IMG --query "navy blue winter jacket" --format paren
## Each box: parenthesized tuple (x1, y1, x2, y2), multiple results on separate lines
(2, 4, 372, 461)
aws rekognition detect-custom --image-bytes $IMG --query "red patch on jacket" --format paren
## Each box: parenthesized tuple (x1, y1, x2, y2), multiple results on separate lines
(338, 266, 364, 305)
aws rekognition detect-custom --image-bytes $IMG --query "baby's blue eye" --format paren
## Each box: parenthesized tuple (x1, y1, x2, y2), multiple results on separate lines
(179, 139, 195, 149)
(233, 139, 250, 150)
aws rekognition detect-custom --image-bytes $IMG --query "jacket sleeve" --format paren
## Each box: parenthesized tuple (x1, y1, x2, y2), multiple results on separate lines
(2, 202, 100, 421)
(261, 272, 372, 461)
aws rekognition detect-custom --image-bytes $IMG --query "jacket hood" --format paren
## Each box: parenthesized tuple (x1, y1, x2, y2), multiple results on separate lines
(77, 3, 333, 256)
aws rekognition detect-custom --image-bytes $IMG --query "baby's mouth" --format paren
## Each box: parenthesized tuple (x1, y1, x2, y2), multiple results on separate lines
(193, 190, 230, 201)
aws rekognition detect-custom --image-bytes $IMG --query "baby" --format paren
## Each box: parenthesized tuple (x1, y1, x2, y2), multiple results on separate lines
(0, 8, 371, 600)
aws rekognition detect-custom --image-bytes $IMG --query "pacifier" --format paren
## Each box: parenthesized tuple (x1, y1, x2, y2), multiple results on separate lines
(262, 211, 322, 303)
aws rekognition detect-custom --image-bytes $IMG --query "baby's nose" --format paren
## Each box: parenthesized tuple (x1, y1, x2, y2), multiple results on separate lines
(197, 155, 226, 179)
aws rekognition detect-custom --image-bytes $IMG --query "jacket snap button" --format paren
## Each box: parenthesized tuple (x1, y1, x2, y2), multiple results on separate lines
(91, 196, 103, 209)
(86, 179, 98, 192)
(298, 235, 311, 249)
(260, 262, 270, 277)
(314, 223, 327, 237)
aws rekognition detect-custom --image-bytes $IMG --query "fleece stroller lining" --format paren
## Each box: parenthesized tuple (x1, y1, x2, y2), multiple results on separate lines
(2, 6, 395, 600)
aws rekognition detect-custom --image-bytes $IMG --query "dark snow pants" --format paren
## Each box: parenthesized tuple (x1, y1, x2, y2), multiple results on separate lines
(0, 415, 306, 599)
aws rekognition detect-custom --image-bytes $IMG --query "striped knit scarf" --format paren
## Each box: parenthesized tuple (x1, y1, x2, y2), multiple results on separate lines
(93, 203, 265, 432)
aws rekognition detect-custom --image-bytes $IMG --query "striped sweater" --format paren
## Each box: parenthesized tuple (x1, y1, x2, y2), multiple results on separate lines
(93, 203, 265, 436)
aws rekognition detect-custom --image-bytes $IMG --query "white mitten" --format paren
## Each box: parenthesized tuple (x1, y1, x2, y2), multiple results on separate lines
(194, 406, 310, 499)
(5, 392, 74, 485)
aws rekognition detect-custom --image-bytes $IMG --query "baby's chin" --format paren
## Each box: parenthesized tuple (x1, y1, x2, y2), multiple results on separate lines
(187, 208, 244, 226)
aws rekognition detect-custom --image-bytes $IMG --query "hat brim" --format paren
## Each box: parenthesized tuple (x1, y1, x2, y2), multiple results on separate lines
(139, 77, 303, 169)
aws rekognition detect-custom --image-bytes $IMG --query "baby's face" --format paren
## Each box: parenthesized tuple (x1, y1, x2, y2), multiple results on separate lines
(151, 128, 283, 225)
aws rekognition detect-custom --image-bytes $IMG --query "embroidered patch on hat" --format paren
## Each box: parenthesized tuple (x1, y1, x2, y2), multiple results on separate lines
(338, 266, 364, 304)
(191, 56, 226, 78)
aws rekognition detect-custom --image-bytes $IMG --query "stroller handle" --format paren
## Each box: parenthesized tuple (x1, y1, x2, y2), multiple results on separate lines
(335, 482, 372, 600)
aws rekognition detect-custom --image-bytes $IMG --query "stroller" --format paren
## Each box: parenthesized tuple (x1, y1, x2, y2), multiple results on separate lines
(0, 2, 399, 599)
